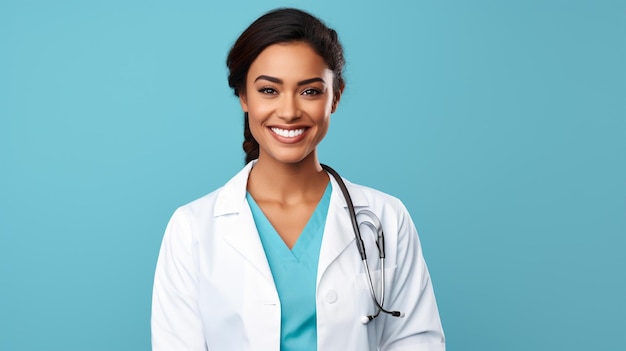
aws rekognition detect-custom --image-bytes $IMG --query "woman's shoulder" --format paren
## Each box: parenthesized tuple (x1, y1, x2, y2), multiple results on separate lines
(339, 177, 409, 215)
(340, 174, 401, 200)
(175, 163, 253, 218)
(177, 186, 223, 213)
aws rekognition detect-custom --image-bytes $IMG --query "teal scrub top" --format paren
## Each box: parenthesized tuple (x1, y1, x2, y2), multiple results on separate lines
(246, 183, 331, 351)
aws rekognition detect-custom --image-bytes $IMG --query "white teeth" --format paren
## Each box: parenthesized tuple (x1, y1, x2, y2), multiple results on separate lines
(271, 127, 305, 138)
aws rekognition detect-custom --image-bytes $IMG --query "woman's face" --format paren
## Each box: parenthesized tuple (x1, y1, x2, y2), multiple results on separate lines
(239, 41, 340, 165)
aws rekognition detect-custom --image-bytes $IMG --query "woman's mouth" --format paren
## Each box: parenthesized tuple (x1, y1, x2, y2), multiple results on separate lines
(270, 127, 306, 138)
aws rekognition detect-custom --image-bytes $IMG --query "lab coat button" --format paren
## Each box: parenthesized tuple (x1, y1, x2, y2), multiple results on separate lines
(325, 290, 338, 303)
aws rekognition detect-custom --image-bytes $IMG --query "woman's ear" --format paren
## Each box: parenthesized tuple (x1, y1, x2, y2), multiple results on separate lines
(239, 92, 248, 112)
(331, 84, 345, 113)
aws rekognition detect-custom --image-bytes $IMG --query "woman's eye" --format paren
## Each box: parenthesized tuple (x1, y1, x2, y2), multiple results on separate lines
(302, 88, 321, 96)
(258, 87, 277, 94)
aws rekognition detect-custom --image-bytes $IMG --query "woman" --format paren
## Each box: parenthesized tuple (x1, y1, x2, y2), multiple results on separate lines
(152, 8, 445, 351)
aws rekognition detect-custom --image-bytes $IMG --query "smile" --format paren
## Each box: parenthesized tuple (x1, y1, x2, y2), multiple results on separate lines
(270, 127, 306, 138)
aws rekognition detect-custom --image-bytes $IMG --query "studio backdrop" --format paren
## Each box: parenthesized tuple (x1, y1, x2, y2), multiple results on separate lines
(1, 0, 624, 350)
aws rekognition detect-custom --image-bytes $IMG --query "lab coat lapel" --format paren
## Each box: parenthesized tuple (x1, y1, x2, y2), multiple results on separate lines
(213, 162, 274, 283)
(318, 175, 368, 283)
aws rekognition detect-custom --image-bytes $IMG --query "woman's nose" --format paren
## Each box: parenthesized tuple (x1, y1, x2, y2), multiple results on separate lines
(277, 95, 301, 121)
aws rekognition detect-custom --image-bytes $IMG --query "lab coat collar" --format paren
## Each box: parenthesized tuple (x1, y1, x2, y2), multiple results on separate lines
(213, 161, 369, 216)
(327, 170, 369, 209)
(318, 170, 369, 282)
(212, 160, 369, 285)
(213, 161, 255, 217)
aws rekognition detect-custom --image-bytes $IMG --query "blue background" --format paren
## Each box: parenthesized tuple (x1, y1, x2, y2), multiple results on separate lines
(1, 0, 624, 350)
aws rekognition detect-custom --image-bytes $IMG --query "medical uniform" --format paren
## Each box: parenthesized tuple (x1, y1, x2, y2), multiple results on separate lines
(151, 162, 445, 351)
(247, 183, 330, 350)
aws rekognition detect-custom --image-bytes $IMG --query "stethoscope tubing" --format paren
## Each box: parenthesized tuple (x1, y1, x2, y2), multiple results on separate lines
(321, 164, 404, 323)
(321, 164, 367, 260)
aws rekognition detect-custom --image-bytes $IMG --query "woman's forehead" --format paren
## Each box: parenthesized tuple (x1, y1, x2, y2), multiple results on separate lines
(247, 42, 333, 82)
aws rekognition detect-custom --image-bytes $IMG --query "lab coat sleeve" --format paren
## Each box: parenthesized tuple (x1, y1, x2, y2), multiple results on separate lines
(151, 207, 207, 351)
(379, 200, 445, 351)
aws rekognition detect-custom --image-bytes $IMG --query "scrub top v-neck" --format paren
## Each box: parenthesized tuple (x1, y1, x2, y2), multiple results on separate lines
(246, 183, 332, 351)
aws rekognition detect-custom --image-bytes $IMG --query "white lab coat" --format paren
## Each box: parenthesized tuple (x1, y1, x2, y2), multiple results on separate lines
(151, 162, 445, 351)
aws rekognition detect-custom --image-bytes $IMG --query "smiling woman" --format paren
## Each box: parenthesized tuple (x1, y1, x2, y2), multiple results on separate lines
(151, 8, 445, 351)
(240, 42, 337, 169)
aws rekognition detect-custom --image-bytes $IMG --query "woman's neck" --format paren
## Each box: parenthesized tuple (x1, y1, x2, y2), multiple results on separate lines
(247, 153, 329, 205)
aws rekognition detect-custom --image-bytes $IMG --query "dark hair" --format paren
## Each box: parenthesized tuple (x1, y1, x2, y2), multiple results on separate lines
(226, 8, 346, 164)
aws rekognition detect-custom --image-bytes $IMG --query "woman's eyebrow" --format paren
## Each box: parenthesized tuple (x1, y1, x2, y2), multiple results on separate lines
(297, 77, 326, 86)
(254, 75, 282, 84)
(254, 75, 326, 86)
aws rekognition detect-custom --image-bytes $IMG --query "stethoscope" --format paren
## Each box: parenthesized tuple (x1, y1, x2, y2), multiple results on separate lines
(322, 164, 405, 324)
